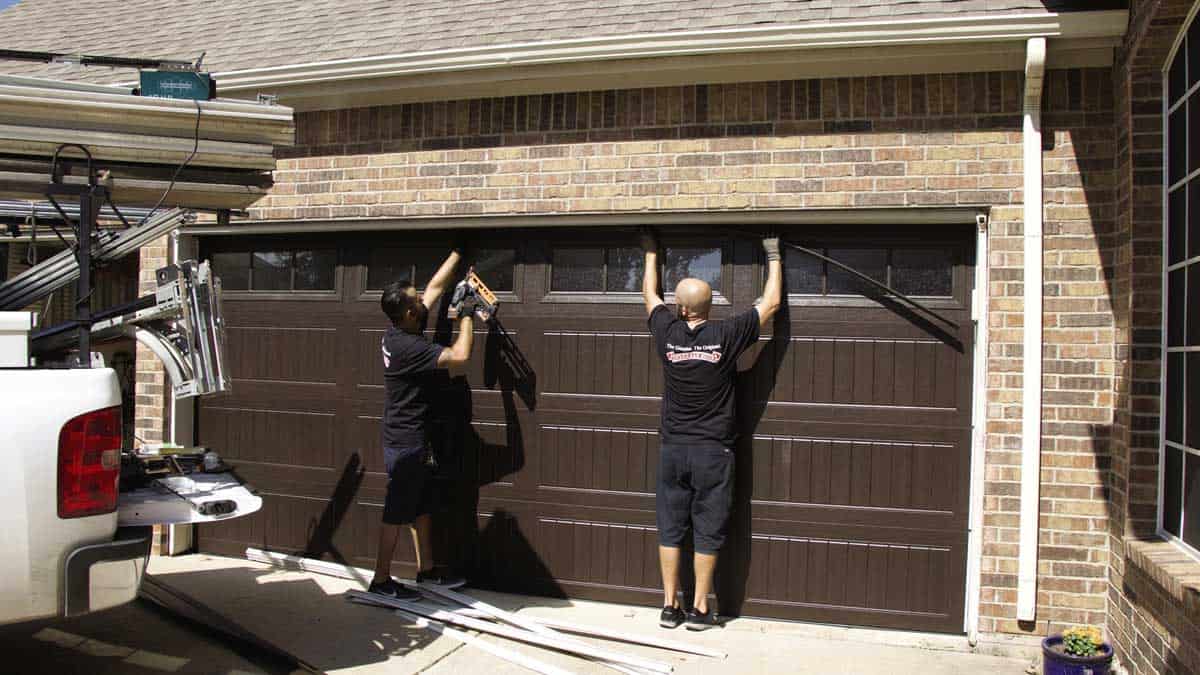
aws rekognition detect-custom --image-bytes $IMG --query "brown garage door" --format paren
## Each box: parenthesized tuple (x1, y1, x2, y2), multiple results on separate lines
(195, 223, 975, 633)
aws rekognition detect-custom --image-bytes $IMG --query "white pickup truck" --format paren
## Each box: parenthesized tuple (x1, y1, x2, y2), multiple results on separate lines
(0, 259, 259, 626)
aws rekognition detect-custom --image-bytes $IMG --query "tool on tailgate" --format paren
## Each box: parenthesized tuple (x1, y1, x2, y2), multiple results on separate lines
(448, 267, 499, 321)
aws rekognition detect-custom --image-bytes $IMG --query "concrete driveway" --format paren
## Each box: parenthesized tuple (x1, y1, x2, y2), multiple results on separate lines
(0, 553, 1040, 674)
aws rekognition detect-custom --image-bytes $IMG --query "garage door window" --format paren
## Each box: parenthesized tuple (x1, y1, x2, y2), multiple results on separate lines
(368, 247, 515, 292)
(784, 246, 954, 299)
(212, 248, 335, 292)
(472, 248, 516, 292)
(1161, 12, 1200, 557)
(551, 246, 643, 293)
(826, 248, 888, 295)
(367, 247, 442, 290)
(663, 246, 722, 292)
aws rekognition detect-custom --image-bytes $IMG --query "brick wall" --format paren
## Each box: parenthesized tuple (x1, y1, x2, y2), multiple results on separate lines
(137, 236, 170, 555)
(1107, 1, 1200, 673)
(251, 69, 1116, 636)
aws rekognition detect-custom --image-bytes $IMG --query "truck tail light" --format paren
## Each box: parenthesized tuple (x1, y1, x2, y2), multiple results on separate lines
(58, 406, 122, 519)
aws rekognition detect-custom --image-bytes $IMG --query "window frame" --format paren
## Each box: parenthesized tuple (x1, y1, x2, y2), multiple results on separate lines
(1159, 4, 1200, 562)
(202, 235, 342, 301)
(541, 234, 733, 305)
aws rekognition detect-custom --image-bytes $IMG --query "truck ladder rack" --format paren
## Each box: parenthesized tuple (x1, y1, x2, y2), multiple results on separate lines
(31, 259, 229, 399)
(0, 207, 190, 311)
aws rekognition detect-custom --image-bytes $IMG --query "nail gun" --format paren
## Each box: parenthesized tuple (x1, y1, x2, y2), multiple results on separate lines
(448, 268, 499, 321)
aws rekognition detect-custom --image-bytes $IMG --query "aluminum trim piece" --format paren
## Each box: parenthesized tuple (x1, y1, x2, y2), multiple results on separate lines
(184, 207, 988, 235)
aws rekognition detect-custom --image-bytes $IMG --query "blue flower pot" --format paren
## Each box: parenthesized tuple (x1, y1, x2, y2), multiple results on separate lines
(1042, 636, 1113, 675)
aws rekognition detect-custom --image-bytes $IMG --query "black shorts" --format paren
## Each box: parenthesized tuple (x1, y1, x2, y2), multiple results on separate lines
(382, 446, 435, 525)
(655, 444, 735, 554)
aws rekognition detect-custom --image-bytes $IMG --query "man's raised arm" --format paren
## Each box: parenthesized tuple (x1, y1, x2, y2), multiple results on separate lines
(640, 228, 665, 315)
(421, 246, 462, 310)
(756, 236, 783, 327)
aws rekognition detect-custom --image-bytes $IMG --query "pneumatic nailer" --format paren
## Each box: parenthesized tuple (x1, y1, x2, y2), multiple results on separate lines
(448, 268, 499, 321)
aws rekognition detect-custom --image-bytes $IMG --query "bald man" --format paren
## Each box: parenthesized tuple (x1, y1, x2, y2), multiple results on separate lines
(640, 229, 782, 631)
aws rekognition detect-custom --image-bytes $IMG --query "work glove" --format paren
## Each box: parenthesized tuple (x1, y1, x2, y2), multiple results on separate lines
(762, 236, 781, 262)
(638, 226, 659, 253)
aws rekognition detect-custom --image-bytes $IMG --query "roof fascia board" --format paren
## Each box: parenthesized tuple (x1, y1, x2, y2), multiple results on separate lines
(211, 10, 1127, 94)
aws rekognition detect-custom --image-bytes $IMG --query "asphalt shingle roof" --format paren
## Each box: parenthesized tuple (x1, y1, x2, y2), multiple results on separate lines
(0, 1, 1122, 83)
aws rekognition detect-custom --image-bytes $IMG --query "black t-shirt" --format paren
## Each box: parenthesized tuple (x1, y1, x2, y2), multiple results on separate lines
(381, 325, 445, 449)
(648, 304, 760, 450)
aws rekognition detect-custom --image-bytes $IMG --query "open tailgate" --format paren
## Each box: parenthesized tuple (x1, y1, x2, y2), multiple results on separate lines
(119, 471, 262, 526)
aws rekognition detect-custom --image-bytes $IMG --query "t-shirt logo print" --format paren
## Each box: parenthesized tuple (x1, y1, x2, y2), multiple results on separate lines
(381, 336, 392, 368)
(664, 342, 722, 364)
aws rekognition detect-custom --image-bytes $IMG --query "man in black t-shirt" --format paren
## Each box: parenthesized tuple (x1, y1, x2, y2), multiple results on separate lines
(640, 228, 783, 630)
(368, 247, 486, 600)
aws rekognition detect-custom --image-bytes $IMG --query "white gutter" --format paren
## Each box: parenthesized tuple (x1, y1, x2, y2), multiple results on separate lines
(1017, 37, 1046, 623)
(207, 11, 1126, 93)
(965, 212, 991, 644)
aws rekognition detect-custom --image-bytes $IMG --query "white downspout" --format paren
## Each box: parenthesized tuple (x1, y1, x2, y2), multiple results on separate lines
(966, 212, 990, 645)
(1017, 37, 1046, 623)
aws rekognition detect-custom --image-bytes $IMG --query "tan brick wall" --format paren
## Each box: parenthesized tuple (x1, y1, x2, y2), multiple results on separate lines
(136, 237, 170, 555)
(1107, 1, 1200, 674)
(249, 70, 1118, 636)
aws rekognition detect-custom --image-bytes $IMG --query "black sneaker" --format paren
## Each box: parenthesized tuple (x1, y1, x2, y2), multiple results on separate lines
(367, 577, 420, 600)
(659, 605, 685, 629)
(685, 607, 721, 631)
(415, 565, 467, 589)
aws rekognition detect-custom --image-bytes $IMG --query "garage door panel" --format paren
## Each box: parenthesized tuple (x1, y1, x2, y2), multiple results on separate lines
(199, 405, 338, 468)
(750, 336, 962, 409)
(199, 492, 335, 555)
(539, 330, 660, 396)
(222, 302, 345, 325)
(742, 536, 958, 631)
(746, 438, 962, 518)
(538, 396, 661, 420)
(538, 425, 659, 495)
(749, 415, 965, 444)
(537, 517, 661, 591)
(208, 380, 340, 413)
(224, 326, 340, 382)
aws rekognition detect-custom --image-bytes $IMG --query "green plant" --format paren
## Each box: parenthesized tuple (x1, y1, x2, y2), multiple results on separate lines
(1061, 625, 1104, 657)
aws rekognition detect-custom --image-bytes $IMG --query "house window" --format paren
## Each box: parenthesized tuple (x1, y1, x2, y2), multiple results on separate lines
(1161, 13, 1200, 556)
(550, 246, 643, 293)
(211, 248, 336, 292)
